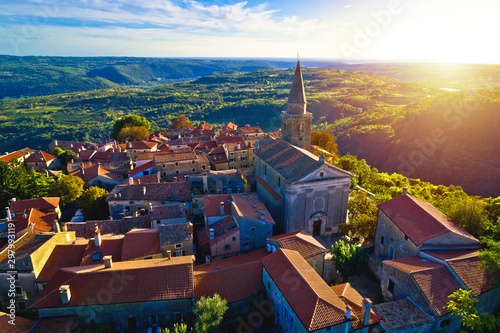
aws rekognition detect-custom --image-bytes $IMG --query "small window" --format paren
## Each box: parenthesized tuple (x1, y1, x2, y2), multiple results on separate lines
(202, 165, 206, 170)
(175, 243, 182, 249)
(176, 171, 179, 174)
(405, 235, 409, 241)
(380, 235, 385, 245)
(149, 315, 158, 325)
(175, 162, 179, 166)
(250, 227, 256, 232)
(23, 262, 30, 268)
(92, 253, 102, 261)
(129, 201, 134, 204)
(15, 287, 23, 295)
(175, 312, 183, 322)
(320, 172, 324, 178)
(388, 279, 395, 294)
(192, 168, 195, 172)
(232, 236, 237, 242)
(176, 250, 183, 257)
(192, 160, 195, 164)
(225, 244, 230, 250)
(128, 317, 137, 329)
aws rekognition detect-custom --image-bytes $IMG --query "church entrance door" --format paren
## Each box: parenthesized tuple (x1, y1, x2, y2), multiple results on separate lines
(313, 219, 322, 236)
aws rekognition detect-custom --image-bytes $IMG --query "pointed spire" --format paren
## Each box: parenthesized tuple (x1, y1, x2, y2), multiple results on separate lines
(287, 61, 307, 114)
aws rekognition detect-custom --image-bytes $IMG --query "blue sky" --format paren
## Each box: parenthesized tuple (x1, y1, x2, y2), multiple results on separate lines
(0, 0, 499, 63)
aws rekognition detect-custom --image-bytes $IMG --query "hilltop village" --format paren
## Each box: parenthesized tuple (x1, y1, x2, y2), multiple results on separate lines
(0, 62, 498, 333)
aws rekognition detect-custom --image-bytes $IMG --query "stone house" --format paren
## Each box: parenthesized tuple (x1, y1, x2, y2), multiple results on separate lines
(223, 142, 253, 170)
(219, 122, 237, 136)
(205, 146, 229, 171)
(237, 125, 265, 140)
(0, 148, 34, 163)
(10, 197, 61, 219)
(125, 141, 158, 161)
(149, 203, 187, 228)
(154, 150, 209, 179)
(372, 299, 434, 333)
(266, 230, 327, 278)
(372, 189, 480, 277)
(159, 222, 194, 257)
(198, 216, 240, 261)
(106, 182, 192, 219)
(25, 150, 59, 172)
(0, 231, 76, 314)
(261, 248, 351, 333)
(202, 194, 232, 226)
(230, 193, 274, 252)
(29, 257, 195, 330)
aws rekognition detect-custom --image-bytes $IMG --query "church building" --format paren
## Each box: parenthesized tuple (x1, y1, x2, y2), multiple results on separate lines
(254, 61, 353, 237)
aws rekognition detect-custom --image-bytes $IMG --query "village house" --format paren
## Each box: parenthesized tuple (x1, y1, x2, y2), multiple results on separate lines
(129, 160, 157, 178)
(149, 203, 187, 228)
(202, 194, 232, 226)
(159, 222, 194, 257)
(205, 146, 229, 171)
(223, 141, 253, 170)
(219, 122, 238, 136)
(0, 148, 34, 164)
(125, 141, 158, 161)
(154, 150, 209, 179)
(29, 257, 195, 330)
(197, 216, 240, 261)
(237, 124, 265, 140)
(261, 248, 351, 333)
(10, 197, 61, 219)
(25, 150, 59, 172)
(106, 182, 192, 219)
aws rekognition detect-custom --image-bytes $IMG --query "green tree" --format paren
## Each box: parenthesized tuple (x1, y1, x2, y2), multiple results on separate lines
(171, 114, 193, 129)
(193, 294, 228, 333)
(80, 187, 110, 220)
(341, 191, 378, 239)
(442, 196, 491, 238)
(116, 125, 150, 143)
(51, 147, 64, 156)
(111, 115, 152, 139)
(57, 150, 77, 166)
(49, 175, 84, 205)
(446, 289, 499, 333)
(311, 130, 339, 163)
(331, 240, 367, 281)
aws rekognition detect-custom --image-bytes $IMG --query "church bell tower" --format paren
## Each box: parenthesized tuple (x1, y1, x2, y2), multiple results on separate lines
(281, 61, 312, 149)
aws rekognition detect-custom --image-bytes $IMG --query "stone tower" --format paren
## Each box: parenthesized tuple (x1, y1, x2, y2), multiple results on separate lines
(281, 61, 312, 149)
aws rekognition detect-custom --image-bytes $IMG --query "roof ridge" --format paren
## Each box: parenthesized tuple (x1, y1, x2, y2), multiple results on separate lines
(30, 272, 78, 308)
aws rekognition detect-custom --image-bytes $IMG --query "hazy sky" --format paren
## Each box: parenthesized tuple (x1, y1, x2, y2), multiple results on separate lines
(0, 0, 498, 63)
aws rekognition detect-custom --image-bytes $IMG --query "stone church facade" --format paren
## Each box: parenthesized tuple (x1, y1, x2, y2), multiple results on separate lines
(255, 62, 353, 237)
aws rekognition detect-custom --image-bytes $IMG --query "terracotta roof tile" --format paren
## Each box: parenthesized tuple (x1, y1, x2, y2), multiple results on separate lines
(256, 176, 283, 201)
(107, 182, 192, 202)
(330, 283, 381, 328)
(126, 141, 158, 150)
(74, 150, 95, 161)
(0, 311, 35, 332)
(261, 248, 347, 331)
(36, 244, 87, 282)
(25, 150, 56, 163)
(80, 236, 124, 266)
(159, 222, 193, 246)
(30, 257, 194, 309)
(0, 148, 33, 163)
(238, 126, 264, 135)
(13, 208, 57, 234)
(231, 193, 275, 224)
(81, 164, 124, 183)
(198, 216, 238, 246)
(268, 230, 326, 259)
(30, 316, 75, 333)
(187, 141, 217, 150)
(378, 195, 479, 246)
(121, 229, 160, 261)
(150, 204, 186, 220)
(10, 197, 60, 213)
(123, 173, 160, 185)
(384, 257, 442, 273)
(0, 233, 47, 262)
(215, 136, 245, 145)
(91, 151, 111, 162)
(372, 299, 433, 329)
(202, 194, 231, 217)
(129, 160, 155, 177)
(154, 151, 197, 163)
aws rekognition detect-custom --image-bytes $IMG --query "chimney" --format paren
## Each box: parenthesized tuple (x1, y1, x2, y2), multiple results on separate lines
(143, 186, 147, 196)
(259, 211, 266, 221)
(255, 140, 260, 150)
(402, 187, 408, 197)
(5, 208, 11, 221)
(94, 224, 101, 248)
(205, 255, 211, 264)
(54, 140, 58, 146)
(62, 223, 68, 232)
(59, 285, 71, 304)
(345, 306, 351, 320)
(167, 250, 172, 259)
(70, 143, 73, 148)
(103, 255, 112, 268)
(209, 228, 215, 240)
(11, 198, 16, 202)
(319, 153, 325, 163)
(80, 164, 85, 176)
(219, 202, 225, 216)
(237, 143, 241, 150)
(361, 299, 372, 326)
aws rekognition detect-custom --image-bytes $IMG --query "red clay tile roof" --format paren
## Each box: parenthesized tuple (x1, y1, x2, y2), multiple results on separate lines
(154, 151, 197, 163)
(193, 249, 269, 303)
(198, 216, 238, 246)
(36, 243, 87, 282)
(91, 151, 111, 162)
(202, 194, 231, 217)
(267, 230, 326, 259)
(30, 257, 195, 309)
(238, 126, 263, 135)
(121, 229, 160, 261)
(187, 141, 217, 150)
(261, 248, 348, 331)
(126, 141, 158, 150)
(0, 311, 35, 332)
(385, 257, 459, 316)
(231, 193, 275, 224)
(150, 204, 186, 220)
(124, 173, 161, 185)
(75, 150, 95, 161)
(0, 149, 30, 163)
(331, 283, 381, 328)
(80, 236, 124, 266)
(25, 150, 56, 163)
(30, 315, 76, 333)
(129, 160, 155, 177)
(84, 220, 122, 238)
(378, 194, 479, 246)
(372, 299, 433, 330)
(107, 182, 192, 202)
(215, 135, 245, 145)
(256, 176, 283, 201)
(10, 197, 60, 213)
(13, 208, 57, 234)
(81, 164, 124, 183)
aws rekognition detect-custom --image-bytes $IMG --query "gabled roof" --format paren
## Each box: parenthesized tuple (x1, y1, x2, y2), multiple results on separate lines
(331, 283, 381, 329)
(25, 150, 56, 163)
(261, 248, 348, 331)
(255, 136, 353, 184)
(187, 141, 217, 150)
(0, 148, 33, 163)
(129, 160, 155, 177)
(159, 222, 193, 246)
(80, 236, 124, 266)
(107, 182, 192, 202)
(0, 311, 35, 332)
(13, 208, 57, 234)
(121, 229, 160, 261)
(238, 125, 263, 135)
(194, 249, 269, 304)
(91, 151, 110, 162)
(74, 150, 95, 161)
(288, 61, 307, 105)
(0, 233, 49, 262)
(215, 135, 245, 145)
(267, 230, 326, 259)
(150, 203, 186, 220)
(154, 151, 197, 163)
(231, 193, 275, 224)
(80, 164, 124, 183)
(384, 257, 459, 316)
(126, 141, 158, 150)
(378, 194, 479, 246)
(124, 173, 160, 185)
(198, 216, 238, 246)
(30, 257, 194, 309)
(11, 197, 60, 213)
(202, 194, 231, 217)
(372, 299, 433, 330)
(36, 243, 87, 282)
